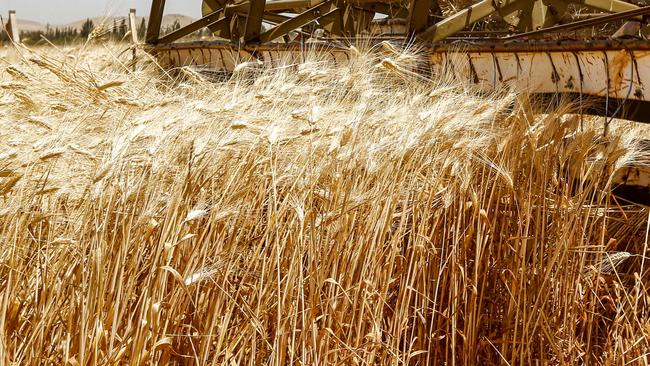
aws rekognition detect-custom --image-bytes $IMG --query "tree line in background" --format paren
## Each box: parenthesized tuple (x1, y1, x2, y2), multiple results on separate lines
(1, 17, 210, 45)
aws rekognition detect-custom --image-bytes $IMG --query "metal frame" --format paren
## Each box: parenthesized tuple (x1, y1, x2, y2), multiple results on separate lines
(143, 1, 650, 125)
(259, 1, 338, 42)
(419, 0, 639, 41)
(157, 8, 229, 44)
(501, 5, 650, 40)
(128, 9, 139, 70)
(5, 10, 20, 43)
(142, 0, 650, 200)
(146, 0, 166, 43)
(129, 8, 139, 44)
(144, 0, 646, 46)
(244, 0, 266, 41)
(408, 0, 439, 35)
(144, 0, 393, 44)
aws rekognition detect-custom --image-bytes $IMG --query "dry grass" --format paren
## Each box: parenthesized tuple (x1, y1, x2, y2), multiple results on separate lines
(1, 41, 650, 365)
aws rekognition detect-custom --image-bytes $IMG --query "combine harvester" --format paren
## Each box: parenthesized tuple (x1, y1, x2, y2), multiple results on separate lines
(142, 0, 650, 201)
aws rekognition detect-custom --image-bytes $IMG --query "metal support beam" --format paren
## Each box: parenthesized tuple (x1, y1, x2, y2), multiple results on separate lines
(259, 1, 338, 42)
(418, 0, 502, 41)
(128, 9, 138, 71)
(408, 0, 437, 34)
(244, 0, 266, 41)
(158, 9, 228, 44)
(7, 10, 20, 43)
(129, 9, 139, 44)
(319, 7, 343, 34)
(503, 5, 650, 40)
(146, 0, 166, 44)
(419, 0, 641, 42)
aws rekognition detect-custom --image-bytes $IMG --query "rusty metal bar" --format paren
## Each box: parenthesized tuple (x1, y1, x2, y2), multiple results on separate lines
(430, 39, 650, 52)
(503, 5, 650, 40)
(158, 9, 227, 44)
(418, 0, 507, 42)
(151, 38, 650, 53)
(146, 0, 166, 43)
(244, 0, 267, 41)
(407, 0, 435, 34)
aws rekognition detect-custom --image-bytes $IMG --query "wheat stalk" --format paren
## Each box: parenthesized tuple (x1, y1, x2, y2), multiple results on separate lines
(0, 40, 649, 365)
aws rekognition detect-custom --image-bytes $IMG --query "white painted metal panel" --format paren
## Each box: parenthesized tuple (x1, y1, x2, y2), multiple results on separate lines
(432, 50, 650, 102)
(153, 43, 650, 104)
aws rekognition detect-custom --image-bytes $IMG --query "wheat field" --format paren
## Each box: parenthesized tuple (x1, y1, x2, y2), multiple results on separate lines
(1, 42, 650, 365)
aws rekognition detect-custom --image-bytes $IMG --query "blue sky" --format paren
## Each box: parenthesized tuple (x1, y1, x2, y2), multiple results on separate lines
(1, 0, 200, 24)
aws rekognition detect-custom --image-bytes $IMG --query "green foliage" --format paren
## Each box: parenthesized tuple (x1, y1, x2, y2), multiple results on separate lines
(3, 25, 80, 45)
(80, 18, 94, 39)
(110, 18, 128, 41)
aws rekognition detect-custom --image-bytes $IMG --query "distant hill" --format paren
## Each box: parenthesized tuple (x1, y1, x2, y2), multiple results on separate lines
(63, 14, 195, 31)
(17, 19, 47, 32)
(14, 14, 195, 33)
